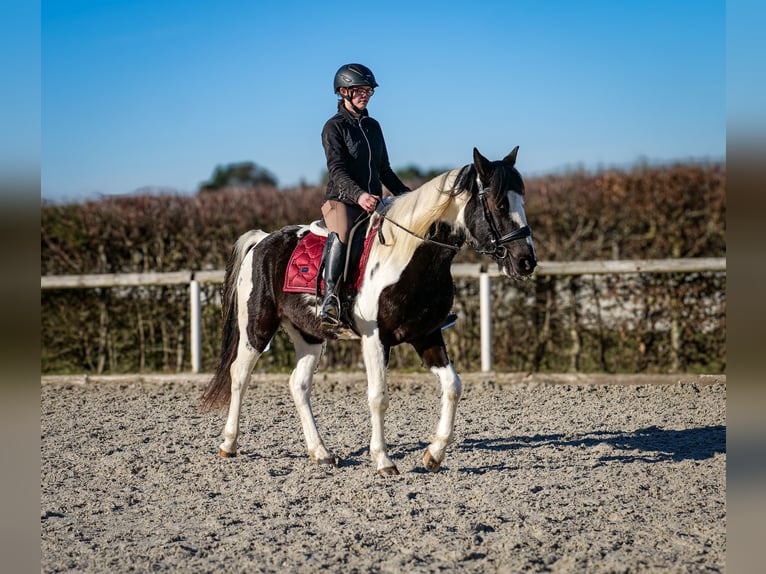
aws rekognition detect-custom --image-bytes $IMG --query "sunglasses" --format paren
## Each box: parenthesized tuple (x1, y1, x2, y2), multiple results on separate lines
(350, 87, 375, 97)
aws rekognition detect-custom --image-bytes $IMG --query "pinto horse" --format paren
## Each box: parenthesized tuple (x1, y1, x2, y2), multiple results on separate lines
(201, 147, 537, 475)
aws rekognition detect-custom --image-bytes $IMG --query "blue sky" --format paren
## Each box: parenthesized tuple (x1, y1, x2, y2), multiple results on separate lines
(41, 0, 726, 202)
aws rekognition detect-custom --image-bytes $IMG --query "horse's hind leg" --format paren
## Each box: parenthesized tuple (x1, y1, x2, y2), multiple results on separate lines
(414, 334, 462, 472)
(219, 284, 278, 457)
(219, 339, 261, 457)
(283, 323, 336, 466)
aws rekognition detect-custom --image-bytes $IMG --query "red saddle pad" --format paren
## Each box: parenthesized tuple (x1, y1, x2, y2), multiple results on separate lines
(283, 232, 326, 294)
(283, 223, 379, 295)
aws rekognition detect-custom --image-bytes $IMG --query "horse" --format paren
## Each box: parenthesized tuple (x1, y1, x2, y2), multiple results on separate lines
(201, 146, 537, 475)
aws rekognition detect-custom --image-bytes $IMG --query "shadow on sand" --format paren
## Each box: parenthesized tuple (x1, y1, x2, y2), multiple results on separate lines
(457, 425, 725, 474)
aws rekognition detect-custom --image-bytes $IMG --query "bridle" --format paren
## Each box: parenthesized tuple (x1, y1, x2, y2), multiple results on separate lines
(474, 174, 532, 260)
(373, 168, 532, 258)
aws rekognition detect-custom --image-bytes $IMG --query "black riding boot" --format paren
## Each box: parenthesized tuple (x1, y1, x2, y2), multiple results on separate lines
(319, 232, 345, 327)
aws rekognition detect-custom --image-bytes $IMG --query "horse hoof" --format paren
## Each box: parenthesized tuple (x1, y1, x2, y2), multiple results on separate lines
(316, 456, 338, 467)
(219, 448, 237, 458)
(423, 449, 441, 472)
(378, 466, 400, 477)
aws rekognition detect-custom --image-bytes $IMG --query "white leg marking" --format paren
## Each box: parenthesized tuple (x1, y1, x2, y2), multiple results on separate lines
(426, 364, 463, 467)
(362, 331, 396, 472)
(220, 252, 260, 456)
(283, 323, 335, 465)
(220, 339, 260, 455)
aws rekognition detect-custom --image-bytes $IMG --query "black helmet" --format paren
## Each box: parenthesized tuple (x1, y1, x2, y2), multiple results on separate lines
(333, 63, 378, 94)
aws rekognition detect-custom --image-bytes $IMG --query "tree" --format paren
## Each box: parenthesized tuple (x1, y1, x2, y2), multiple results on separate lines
(199, 161, 278, 192)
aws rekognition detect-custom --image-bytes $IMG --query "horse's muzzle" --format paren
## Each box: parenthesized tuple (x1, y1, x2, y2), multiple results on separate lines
(504, 255, 536, 278)
(517, 256, 537, 276)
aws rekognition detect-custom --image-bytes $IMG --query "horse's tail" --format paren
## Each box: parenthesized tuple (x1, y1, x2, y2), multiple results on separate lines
(201, 230, 269, 410)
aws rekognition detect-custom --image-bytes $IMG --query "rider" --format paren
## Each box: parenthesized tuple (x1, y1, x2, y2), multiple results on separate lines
(319, 63, 410, 327)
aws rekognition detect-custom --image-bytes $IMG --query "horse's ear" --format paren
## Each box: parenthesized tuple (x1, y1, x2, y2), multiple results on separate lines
(503, 146, 519, 166)
(473, 147, 492, 181)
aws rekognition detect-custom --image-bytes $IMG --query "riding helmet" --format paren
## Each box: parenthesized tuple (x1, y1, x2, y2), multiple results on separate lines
(333, 63, 378, 93)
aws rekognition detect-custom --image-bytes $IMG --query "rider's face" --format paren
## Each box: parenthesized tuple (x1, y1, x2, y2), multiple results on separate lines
(341, 85, 373, 111)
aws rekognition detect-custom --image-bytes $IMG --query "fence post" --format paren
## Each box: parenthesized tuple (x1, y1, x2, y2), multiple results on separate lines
(480, 272, 493, 372)
(190, 279, 202, 373)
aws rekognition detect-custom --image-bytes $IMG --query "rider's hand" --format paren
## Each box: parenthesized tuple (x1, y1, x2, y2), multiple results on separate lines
(358, 193, 379, 213)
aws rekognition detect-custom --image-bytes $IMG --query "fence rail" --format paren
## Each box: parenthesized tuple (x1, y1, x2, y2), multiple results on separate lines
(41, 258, 726, 373)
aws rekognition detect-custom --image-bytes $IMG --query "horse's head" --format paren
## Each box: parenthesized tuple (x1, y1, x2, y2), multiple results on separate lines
(464, 146, 537, 278)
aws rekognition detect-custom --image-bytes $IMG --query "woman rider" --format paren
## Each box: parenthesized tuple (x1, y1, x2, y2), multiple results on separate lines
(319, 63, 410, 327)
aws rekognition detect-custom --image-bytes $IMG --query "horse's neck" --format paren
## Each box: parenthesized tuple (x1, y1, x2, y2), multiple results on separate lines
(394, 169, 466, 232)
(422, 169, 473, 236)
(373, 169, 468, 266)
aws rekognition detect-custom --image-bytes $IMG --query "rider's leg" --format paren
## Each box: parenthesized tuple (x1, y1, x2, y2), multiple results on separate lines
(319, 232, 344, 325)
(319, 200, 362, 327)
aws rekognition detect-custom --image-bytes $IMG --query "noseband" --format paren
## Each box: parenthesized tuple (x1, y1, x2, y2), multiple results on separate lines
(475, 175, 532, 259)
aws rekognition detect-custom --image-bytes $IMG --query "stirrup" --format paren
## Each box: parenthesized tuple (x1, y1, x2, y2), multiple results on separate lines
(320, 294, 341, 327)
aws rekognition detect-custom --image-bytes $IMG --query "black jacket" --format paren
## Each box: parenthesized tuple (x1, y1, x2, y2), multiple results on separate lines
(321, 101, 409, 204)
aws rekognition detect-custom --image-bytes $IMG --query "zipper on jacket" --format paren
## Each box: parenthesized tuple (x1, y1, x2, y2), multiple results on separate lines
(358, 116, 373, 194)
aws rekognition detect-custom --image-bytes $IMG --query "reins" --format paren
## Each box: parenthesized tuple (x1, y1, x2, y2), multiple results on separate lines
(376, 214, 461, 252)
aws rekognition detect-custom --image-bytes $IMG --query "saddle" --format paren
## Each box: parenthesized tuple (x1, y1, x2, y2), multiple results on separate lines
(283, 214, 378, 301)
(283, 206, 459, 335)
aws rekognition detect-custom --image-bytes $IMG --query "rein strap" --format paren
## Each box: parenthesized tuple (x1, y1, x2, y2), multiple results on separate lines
(377, 215, 460, 252)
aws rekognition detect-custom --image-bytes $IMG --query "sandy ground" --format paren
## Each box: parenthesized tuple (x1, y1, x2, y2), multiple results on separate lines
(41, 372, 725, 573)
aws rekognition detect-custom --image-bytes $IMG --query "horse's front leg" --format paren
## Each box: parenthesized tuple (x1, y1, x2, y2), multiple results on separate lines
(361, 332, 398, 475)
(415, 334, 462, 472)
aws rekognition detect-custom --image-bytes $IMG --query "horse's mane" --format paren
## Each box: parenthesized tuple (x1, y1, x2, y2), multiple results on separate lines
(378, 164, 474, 260)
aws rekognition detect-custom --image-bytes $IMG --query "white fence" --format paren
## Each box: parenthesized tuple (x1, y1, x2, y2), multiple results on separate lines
(41, 258, 726, 373)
